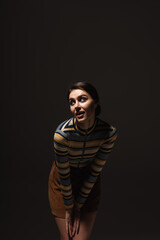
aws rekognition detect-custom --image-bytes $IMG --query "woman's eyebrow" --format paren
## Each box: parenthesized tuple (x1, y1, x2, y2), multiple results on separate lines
(69, 97, 74, 101)
(77, 94, 88, 99)
(78, 94, 87, 97)
(69, 94, 87, 101)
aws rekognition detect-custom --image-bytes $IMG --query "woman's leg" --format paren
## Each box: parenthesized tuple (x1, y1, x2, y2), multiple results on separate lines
(54, 217, 70, 240)
(73, 210, 98, 240)
(54, 210, 97, 240)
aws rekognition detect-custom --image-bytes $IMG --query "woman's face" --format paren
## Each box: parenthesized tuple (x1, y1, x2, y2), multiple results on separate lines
(69, 89, 97, 126)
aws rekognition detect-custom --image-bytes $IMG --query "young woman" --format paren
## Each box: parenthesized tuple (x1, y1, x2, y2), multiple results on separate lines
(48, 82, 118, 240)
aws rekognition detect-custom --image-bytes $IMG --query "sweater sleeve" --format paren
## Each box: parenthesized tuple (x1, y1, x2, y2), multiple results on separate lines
(54, 132, 74, 210)
(75, 126, 118, 208)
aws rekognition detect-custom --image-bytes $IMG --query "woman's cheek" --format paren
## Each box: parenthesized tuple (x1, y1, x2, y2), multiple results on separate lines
(70, 107, 74, 114)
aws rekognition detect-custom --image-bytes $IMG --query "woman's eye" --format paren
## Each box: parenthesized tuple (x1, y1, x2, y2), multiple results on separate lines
(69, 100, 75, 106)
(80, 97, 87, 102)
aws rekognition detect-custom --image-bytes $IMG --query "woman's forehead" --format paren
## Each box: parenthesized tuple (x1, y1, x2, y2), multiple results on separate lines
(69, 89, 90, 99)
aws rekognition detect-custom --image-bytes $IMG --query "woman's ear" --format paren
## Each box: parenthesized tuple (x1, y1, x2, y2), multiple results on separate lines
(94, 101, 98, 110)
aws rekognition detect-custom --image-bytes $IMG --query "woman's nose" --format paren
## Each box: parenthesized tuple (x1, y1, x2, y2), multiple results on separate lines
(75, 101, 80, 109)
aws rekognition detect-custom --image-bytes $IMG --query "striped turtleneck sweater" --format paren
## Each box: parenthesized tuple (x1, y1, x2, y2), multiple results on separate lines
(54, 117, 117, 209)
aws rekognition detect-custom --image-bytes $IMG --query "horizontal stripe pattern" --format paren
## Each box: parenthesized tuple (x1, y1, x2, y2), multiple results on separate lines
(54, 117, 117, 209)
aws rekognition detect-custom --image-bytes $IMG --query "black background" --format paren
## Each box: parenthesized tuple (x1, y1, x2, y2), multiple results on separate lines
(1, 0, 160, 239)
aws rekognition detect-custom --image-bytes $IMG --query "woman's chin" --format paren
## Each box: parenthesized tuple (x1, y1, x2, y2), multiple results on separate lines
(76, 115, 86, 123)
(76, 117, 85, 122)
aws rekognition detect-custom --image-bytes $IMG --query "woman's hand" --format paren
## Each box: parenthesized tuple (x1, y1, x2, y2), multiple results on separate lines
(72, 204, 80, 237)
(65, 209, 73, 238)
(65, 205, 80, 238)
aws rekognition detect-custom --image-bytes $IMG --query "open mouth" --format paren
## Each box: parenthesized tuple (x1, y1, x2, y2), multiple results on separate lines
(76, 111, 85, 119)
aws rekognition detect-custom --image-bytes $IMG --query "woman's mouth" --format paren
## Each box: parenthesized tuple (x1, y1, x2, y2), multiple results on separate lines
(76, 111, 85, 119)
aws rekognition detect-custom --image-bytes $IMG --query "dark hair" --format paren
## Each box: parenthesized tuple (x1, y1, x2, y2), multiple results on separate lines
(67, 81, 101, 116)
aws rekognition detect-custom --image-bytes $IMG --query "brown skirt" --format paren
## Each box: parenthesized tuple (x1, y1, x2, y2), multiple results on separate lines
(48, 161, 101, 219)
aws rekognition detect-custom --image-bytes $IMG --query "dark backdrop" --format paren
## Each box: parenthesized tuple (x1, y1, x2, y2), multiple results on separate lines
(1, 1, 160, 239)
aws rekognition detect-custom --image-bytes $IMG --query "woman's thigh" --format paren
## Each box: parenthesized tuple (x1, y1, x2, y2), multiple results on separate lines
(73, 210, 98, 240)
(54, 217, 70, 240)
(54, 210, 97, 240)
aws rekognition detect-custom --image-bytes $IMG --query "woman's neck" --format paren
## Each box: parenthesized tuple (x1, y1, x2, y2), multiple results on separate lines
(77, 117, 96, 131)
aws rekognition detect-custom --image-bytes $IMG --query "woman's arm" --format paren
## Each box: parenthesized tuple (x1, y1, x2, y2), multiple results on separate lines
(75, 126, 118, 208)
(54, 131, 80, 237)
(54, 132, 74, 210)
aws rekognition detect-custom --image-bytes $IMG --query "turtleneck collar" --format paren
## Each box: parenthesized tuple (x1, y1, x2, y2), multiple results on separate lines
(74, 117, 97, 135)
